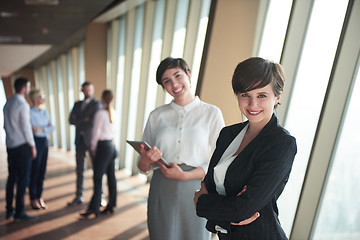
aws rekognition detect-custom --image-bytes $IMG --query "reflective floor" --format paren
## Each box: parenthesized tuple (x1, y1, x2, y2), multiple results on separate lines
(0, 145, 150, 240)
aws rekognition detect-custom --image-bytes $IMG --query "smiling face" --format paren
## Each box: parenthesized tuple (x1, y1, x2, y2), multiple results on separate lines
(161, 67, 193, 105)
(237, 83, 282, 127)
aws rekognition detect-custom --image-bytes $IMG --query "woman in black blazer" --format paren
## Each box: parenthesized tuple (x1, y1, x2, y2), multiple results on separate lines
(194, 57, 297, 239)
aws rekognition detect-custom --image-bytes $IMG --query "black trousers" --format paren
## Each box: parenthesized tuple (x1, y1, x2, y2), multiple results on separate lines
(88, 140, 117, 212)
(6, 144, 32, 217)
(75, 135, 93, 199)
(29, 137, 49, 200)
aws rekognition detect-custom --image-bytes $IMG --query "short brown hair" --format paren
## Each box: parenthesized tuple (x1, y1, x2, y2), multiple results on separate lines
(232, 57, 284, 97)
(156, 57, 191, 87)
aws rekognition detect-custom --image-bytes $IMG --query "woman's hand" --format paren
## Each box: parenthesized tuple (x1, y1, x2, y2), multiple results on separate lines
(137, 144, 162, 173)
(230, 185, 260, 225)
(157, 162, 186, 181)
(139, 144, 162, 163)
(231, 212, 260, 226)
(194, 181, 208, 207)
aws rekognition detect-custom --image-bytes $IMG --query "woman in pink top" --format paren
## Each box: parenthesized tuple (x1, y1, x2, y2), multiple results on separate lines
(80, 90, 117, 218)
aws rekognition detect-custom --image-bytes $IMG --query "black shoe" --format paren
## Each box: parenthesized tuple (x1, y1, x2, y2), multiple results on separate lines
(80, 210, 98, 218)
(101, 207, 114, 215)
(67, 198, 83, 207)
(6, 211, 14, 219)
(14, 214, 38, 222)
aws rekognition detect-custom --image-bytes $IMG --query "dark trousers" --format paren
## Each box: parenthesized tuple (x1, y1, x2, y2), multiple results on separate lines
(75, 135, 93, 198)
(6, 144, 32, 217)
(88, 140, 117, 212)
(29, 137, 49, 200)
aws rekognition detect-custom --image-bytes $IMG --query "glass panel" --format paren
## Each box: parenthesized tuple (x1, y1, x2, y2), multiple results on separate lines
(165, 0, 190, 104)
(257, 0, 293, 62)
(191, 0, 211, 95)
(170, 0, 189, 58)
(311, 58, 360, 240)
(0, 79, 6, 144)
(124, 4, 145, 169)
(114, 16, 126, 153)
(78, 42, 85, 87)
(107, 24, 112, 86)
(144, 0, 166, 129)
(56, 58, 67, 150)
(279, 0, 349, 235)
(67, 52, 75, 152)
(47, 64, 58, 148)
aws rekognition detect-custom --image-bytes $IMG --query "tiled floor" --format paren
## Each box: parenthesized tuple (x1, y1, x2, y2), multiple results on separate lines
(0, 145, 150, 240)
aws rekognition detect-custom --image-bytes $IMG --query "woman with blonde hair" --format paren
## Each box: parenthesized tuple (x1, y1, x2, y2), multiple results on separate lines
(80, 89, 117, 217)
(28, 89, 54, 210)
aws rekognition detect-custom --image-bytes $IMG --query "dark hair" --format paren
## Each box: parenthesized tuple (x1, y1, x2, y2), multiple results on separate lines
(14, 77, 29, 93)
(81, 81, 92, 89)
(102, 90, 113, 108)
(232, 57, 284, 97)
(102, 90, 114, 123)
(156, 57, 191, 86)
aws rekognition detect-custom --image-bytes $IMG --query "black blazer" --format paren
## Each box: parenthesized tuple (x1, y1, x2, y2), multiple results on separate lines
(196, 114, 297, 239)
(69, 98, 101, 148)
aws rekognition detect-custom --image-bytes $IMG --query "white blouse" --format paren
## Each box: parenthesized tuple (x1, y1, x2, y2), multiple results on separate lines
(140, 96, 224, 172)
(91, 108, 115, 153)
(213, 123, 249, 195)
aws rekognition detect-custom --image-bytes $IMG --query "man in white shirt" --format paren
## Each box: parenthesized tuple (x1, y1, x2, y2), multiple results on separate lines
(3, 77, 37, 222)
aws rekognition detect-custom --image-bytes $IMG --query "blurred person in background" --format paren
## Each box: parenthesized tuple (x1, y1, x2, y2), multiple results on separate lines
(80, 90, 117, 218)
(3, 77, 37, 222)
(68, 82, 101, 206)
(28, 89, 54, 210)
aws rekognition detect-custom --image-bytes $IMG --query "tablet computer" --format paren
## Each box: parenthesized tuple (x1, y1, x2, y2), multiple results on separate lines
(126, 140, 171, 168)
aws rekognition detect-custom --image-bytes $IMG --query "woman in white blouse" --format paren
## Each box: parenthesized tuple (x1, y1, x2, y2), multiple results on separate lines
(137, 57, 225, 240)
(80, 90, 117, 218)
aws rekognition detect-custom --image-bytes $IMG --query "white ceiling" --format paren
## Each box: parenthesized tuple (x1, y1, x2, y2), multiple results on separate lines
(0, 44, 51, 77)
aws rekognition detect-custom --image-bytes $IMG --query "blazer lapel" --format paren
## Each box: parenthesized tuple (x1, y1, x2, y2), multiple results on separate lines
(215, 122, 248, 164)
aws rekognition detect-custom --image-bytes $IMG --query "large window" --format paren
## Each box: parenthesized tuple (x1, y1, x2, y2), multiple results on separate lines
(311, 57, 360, 240)
(106, 0, 213, 172)
(257, 0, 293, 62)
(278, 0, 348, 234)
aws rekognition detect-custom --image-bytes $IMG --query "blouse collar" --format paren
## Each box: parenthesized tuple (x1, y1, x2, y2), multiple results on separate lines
(170, 96, 200, 112)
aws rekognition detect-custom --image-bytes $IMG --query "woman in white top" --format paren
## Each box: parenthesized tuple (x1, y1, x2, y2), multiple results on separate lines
(138, 57, 225, 240)
(80, 90, 117, 218)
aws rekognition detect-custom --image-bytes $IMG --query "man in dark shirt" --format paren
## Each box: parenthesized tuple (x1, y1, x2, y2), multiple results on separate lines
(68, 82, 101, 206)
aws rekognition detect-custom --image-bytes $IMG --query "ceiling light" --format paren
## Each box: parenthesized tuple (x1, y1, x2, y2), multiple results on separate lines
(25, 0, 59, 5)
(0, 11, 18, 18)
(42, 27, 49, 35)
(0, 36, 23, 43)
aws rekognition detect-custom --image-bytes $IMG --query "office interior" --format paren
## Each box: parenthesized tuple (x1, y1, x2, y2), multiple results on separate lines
(0, 0, 359, 239)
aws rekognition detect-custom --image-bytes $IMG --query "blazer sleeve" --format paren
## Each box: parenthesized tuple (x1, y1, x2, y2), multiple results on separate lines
(69, 102, 80, 125)
(196, 134, 297, 223)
